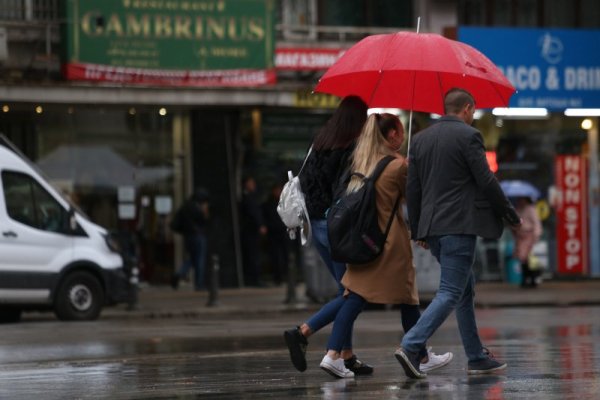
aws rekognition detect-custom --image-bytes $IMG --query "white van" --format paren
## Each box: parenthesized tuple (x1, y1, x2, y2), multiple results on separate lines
(0, 135, 135, 322)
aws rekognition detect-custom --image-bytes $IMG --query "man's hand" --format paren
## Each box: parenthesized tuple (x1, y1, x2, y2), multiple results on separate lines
(415, 240, 429, 249)
(505, 209, 522, 227)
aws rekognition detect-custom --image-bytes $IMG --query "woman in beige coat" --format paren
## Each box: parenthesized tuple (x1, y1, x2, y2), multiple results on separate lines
(319, 113, 452, 378)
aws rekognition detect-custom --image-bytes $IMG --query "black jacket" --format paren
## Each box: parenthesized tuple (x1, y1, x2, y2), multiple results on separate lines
(240, 190, 265, 233)
(407, 116, 520, 240)
(176, 199, 207, 236)
(299, 146, 353, 220)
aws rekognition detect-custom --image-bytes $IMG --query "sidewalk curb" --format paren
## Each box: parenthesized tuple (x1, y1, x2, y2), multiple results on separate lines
(100, 280, 600, 321)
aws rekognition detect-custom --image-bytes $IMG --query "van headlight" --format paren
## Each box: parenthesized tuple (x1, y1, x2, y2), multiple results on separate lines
(104, 234, 121, 253)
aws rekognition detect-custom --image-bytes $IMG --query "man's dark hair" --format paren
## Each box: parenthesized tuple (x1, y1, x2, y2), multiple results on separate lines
(444, 88, 475, 115)
(313, 95, 368, 151)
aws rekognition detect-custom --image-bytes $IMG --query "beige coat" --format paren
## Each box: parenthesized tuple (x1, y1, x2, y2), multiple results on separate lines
(341, 156, 419, 305)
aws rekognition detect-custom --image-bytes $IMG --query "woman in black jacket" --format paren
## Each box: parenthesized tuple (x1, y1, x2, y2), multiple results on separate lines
(284, 96, 373, 375)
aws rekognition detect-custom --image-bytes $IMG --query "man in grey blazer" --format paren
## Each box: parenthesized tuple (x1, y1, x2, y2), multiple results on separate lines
(395, 88, 522, 379)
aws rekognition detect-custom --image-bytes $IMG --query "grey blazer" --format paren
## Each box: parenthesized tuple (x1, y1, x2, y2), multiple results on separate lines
(407, 116, 520, 241)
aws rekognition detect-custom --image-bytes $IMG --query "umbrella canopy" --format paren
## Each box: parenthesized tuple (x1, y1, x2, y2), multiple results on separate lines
(500, 180, 541, 201)
(314, 32, 515, 115)
(36, 145, 173, 189)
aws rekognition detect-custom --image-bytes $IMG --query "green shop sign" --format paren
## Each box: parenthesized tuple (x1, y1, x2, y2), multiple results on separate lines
(63, 0, 276, 86)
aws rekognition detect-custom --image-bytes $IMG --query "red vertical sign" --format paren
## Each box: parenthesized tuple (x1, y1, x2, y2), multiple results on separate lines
(555, 155, 588, 275)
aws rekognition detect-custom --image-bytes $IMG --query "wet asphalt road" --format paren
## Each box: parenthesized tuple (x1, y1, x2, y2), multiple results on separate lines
(1, 306, 599, 399)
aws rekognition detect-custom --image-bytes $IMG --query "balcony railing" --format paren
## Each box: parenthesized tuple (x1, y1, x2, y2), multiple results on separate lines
(0, 1, 407, 41)
(276, 24, 410, 44)
(0, 0, 59, 23)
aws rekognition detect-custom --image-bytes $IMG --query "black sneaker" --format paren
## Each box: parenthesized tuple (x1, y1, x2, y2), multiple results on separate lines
(284, 327, 308, 372)
(344, 355, 374, 375)
(467, 348, 507, 375)
(395, 347, 427, 379)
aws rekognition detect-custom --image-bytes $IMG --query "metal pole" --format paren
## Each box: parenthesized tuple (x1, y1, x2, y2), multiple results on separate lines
(406, 17, 420, 161)
(225, 116, 245, 287)
(588, 122, 600, 276)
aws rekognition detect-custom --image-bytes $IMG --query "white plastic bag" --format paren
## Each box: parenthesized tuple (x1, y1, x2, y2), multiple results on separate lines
(277, 170, 311, 246)
(277, 146, 312, 246)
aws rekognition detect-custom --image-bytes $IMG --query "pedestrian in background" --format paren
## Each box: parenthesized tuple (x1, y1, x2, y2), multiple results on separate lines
(283, 96, 371, 375)
(262, 183, 289, 286)
(170, 187, 210, 291)
(397, 88, 522, 379)
(319, 113, 452, 378)
(511, 196, 543, 288)
(240, 175, 267, 287)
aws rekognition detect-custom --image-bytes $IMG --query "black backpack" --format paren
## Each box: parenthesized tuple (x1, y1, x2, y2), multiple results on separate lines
(327, 156, 400, 264)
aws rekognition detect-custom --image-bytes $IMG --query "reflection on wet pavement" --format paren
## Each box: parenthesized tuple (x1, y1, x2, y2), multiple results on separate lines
(0, 307, 598, 399)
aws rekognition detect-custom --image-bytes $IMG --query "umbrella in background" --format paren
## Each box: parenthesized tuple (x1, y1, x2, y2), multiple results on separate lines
(36, 145, 173, 189)
(314, 22, 515, 155)
(500, 180, 541, 201)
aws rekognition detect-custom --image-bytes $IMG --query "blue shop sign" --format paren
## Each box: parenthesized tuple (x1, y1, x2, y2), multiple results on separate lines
(459, 27, 600, 110)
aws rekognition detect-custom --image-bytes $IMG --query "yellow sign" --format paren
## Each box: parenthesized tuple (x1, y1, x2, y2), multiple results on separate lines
(536, 199, 551, 221)
(294, 90, 339, 109)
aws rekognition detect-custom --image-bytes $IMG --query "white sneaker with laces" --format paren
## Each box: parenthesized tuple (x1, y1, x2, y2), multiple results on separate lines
(420, 347, 453, 372)
(320, 355, 355, 378)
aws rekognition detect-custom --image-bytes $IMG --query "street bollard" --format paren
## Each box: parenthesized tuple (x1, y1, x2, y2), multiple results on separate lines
(206, 254, 220, 307)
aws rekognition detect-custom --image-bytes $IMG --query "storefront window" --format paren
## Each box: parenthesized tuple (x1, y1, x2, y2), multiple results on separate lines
(1, 104, 175, 283)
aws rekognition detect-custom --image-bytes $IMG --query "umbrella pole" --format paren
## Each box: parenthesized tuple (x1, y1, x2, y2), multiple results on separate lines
(407, 110, 413, 160)
(406, 17, 420, 161)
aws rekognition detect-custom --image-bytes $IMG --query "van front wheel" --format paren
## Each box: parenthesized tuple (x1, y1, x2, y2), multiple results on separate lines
(54, 271, 104, 321)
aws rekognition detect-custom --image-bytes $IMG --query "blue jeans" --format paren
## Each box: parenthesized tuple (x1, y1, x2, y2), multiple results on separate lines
(305, 219, 353, 350)
(178, 233, 207, 290)
(401, 234, 487, 362)
(325, 294, 428, 358)
(327, 291, 365, 351)
(310, 219, 345, 294)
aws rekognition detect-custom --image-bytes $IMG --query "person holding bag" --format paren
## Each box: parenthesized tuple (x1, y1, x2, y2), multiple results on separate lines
(319, 113, 452, 378)
(283, 96, 371, 375)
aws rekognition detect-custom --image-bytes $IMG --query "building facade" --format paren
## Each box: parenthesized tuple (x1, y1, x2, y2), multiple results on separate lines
(1, 0, 599, 286)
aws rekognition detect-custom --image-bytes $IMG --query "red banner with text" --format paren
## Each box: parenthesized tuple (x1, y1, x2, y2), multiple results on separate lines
(554, 155, 588, 275)
(64, 63, 276, 87)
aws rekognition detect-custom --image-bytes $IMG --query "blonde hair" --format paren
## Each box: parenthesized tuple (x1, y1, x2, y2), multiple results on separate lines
(346, 113, 399, 193)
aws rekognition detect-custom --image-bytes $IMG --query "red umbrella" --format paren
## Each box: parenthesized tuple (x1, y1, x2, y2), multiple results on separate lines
(314, 31, 515, 115)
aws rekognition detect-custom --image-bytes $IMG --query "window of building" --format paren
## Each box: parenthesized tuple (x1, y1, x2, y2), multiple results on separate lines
(581, 0, 600, 27)
(544, 0, 577, 27)
(458, 0, 599, 27)
(318, 0, 413, 28)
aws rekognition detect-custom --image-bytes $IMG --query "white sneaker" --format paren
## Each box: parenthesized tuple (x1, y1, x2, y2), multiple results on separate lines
(320, 355, 355, 378)
(420, 347, 453, 372)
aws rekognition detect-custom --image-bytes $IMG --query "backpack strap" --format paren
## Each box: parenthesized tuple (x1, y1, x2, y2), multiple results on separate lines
(370, 155, 401, 240)
(369, 155, 396, 180)
(383, 192, 402, 238)
(297, 145, 313, 175)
